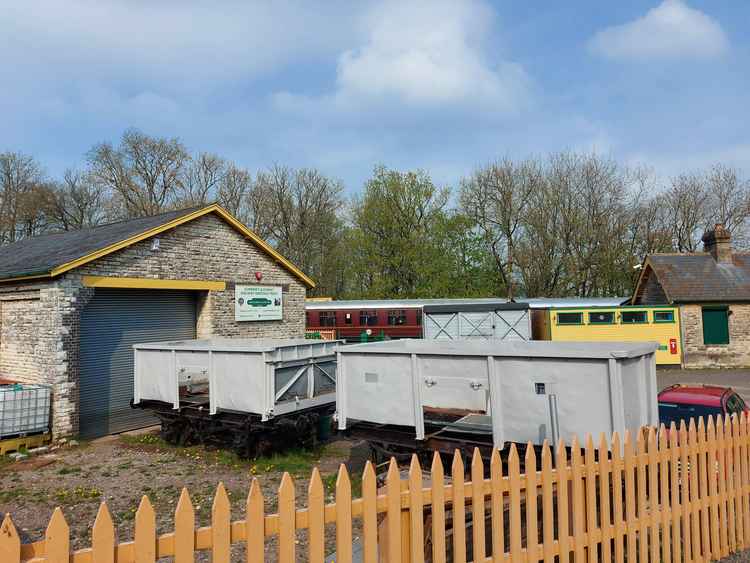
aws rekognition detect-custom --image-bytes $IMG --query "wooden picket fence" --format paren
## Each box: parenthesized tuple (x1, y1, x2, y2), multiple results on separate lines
(3, 413, 750, 562)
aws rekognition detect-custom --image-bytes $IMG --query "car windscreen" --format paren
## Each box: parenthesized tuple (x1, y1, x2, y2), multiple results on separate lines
(658, 401, 723, 427)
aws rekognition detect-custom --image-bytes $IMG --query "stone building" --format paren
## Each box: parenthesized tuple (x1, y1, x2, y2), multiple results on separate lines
(632, 224, 750, 368)
(0, 204, 314, 438)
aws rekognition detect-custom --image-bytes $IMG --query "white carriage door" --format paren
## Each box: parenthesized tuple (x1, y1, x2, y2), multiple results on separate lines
(458, 311, 495, 339)
(494, 309, 530, 341)
(423, 312, 459, 339)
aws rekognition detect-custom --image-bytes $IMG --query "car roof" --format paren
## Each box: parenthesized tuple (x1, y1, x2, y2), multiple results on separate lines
(658, 385, 731, 406)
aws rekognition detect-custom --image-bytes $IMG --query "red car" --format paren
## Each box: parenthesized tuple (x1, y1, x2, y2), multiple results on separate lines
(658, 384, 749, 428)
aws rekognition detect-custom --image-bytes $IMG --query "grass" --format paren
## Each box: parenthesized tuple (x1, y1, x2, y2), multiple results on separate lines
(322, 472, 363, 497)
(119, 431, 329, 476)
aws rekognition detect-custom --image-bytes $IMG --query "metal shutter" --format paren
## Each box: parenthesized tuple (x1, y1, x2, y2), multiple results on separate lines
(79, 289, 196, 438)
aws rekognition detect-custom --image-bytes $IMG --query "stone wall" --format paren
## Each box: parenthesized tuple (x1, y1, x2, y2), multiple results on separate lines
(0, 212, 309, 438)
(680, 304, 750, 368)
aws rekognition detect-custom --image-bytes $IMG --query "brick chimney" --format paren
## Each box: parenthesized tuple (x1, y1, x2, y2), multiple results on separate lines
(702, 223, 733, 264)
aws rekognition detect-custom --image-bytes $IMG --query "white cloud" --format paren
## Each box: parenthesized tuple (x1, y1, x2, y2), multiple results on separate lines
(275, 0, 530, 117)
(588, 0, 729, 61)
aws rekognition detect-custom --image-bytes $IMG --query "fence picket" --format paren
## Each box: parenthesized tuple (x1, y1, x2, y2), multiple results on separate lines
(92, 501, 115, 563)
(278, 473, 296, 563)
(430, 453, 446, 563)
(725, 415, 738, 552)
(135, 495, 156, 563)
(697, 418, 711, 561)
(336, 464, 353, 563)
(623, 432, 637, 563)
(707, 417, 721, 560)
(679, 421, 693, 563)
(525, 444, 539, 563)
(490, 448, 505, 563)
(597, 434, 612, 563)
(716, 416, 730, 557)
(470, 449, 486, 563)
(508, 444, 523, 563)
(732, 415, 745, 548)
(541, 442, 554, 563)
(361, 461, 378, 563)
(658, 426, 671, 563)
(308, 468, 325, 563)
(386, 458, 402, 563)
(0, 514, 20, 563)
(668, 424, 681, 563)
(688, 419, 702, 562)
(246, 478, 264, 563)
(738, 413, 750, 549)
(45, 507, 70, 563)
(610, 433, 624, 563)
(409, 455, 426, 563)
(647, 427, 661, 563)
(451, 450, 467, 563)
(635, 431, 648, 563)
(570, 436, 586, 563)
(174, 488, 195, 563)
(211, 482, 231, 563)
(584, 435, 598, 563)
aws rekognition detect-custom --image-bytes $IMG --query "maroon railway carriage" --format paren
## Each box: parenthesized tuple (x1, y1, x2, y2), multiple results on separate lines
(306, 300, 423, 341)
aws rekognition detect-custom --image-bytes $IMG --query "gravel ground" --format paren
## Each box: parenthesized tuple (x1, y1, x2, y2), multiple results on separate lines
(0, 432, 370, 561)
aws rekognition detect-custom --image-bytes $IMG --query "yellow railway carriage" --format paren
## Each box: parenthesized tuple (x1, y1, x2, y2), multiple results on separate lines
(531, 305, 682, 365)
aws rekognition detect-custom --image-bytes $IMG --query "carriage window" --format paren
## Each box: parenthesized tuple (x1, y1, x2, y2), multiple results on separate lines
(654, 310, 675, 323)
(621, 310, 647, 324)
(359, 310, 378, 326)
(588, 311, 615, 324)
(557, 312, 583, 325)
(388, 310, 407, 325)
(344, 312, 352, 325)
(318, 311, 336, 327)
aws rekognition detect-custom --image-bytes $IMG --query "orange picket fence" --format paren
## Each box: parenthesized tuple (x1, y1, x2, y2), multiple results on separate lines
(3, 413, 750, 562)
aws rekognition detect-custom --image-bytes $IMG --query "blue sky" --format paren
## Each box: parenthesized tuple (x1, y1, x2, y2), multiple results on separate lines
(3, 1, 749, 191)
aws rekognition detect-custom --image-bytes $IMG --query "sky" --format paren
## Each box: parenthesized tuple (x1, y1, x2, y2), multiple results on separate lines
(2, 0, 749, 191)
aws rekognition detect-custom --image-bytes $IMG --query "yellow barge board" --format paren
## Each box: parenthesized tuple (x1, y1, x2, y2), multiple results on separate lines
(535, 305, 682, 365)
(0, 433, 51, 455)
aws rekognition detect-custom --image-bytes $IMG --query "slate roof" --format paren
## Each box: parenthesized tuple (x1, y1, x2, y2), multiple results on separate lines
(0, 206, 205, 280)
(645, 252, 750, 303)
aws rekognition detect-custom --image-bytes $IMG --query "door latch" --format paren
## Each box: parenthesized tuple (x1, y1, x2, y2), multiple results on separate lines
(469, 381, 483, 390)
(424, 378, 437, 387)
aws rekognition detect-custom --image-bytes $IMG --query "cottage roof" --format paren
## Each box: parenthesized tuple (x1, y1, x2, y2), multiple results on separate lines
(635, 252, 750, 303)
(0, 203, 315, 287)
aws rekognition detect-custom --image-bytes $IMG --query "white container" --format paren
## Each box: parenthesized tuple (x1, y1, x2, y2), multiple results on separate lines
(336, 339, 658, 448)
(0, 383, 51, 438)
(133, 338, 339, 419)
(422, 302, 531, 341)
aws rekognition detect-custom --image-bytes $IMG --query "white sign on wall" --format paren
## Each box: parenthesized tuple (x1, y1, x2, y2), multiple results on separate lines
(235, 285, 283, 321)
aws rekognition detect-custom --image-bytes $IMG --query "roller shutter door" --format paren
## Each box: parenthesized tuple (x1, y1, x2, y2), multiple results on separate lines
(79, 289, 196, 438)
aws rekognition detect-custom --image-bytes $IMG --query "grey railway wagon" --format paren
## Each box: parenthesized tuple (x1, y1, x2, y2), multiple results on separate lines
(336, 339, 658, 449)
(422, 301, 530, 341)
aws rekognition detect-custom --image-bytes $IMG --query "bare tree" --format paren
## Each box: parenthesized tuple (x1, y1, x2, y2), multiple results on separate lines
(705, 164, 750, 246)
(460, 158, 541, 299)
(47, 169, 107, 231)
(87, 129, 189, 218)
(181, 153, 227, 206)
(0, 152, 48, 243)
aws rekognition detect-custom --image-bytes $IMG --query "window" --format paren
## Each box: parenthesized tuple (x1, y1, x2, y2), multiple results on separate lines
(318, 311, 336, 327)
(702, 307, 730, 345)
(359, 310, 378, 326)
(557, 312, 583, 325)
(621, 310, 647, 324)
(726, 393, 747, 415)
(658, 402, 723, 427)
(588, 311, 615, 324)
(387, 310, 407, 326)
(653, 310, 674, 323)
(344, 312, 352, 325)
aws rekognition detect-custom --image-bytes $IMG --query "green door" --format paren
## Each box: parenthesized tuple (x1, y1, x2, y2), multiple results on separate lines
(702, 307, 729, 345)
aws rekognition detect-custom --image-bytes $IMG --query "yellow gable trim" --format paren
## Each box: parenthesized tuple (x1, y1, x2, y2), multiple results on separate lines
(82, 276, 226, 291)
(47, 204, 315, 288)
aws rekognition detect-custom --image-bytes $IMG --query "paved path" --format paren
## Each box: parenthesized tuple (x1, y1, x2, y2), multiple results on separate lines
(657, 367, 750, 402)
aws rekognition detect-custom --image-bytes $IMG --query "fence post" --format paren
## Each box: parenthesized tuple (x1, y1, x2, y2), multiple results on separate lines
(246, 478, 264, 563)
(451, 451, 467, 563)
(174, 488, 195, 563)
(541, 441, 555, 563)
(409, 455, 425, 563)
(278, 472, 296, 563)
(623, 431, 637, 563)
(430, 452, 446, 563)
(0, 514, 20, 563)
(135, 495, 156, 563)
(598, 433, 612, 563)
(45, 507, 70, 563)
(570, 436, 586, 563)
(526, 443, 539, 563)
(668, 423, 681, 563)
(584, 435, 598, 563)
(647, 427, 661, 563)
(489, 448, 505, 563)
(658, 425, 672, 563)
(308, 468, 326, 563)
(361, 461, 378, 563)
(507, 444, 522, 563)
(385, 458, 402, 563)
(212, 482, 231, 563)
(470, 449, 486, 563)
(92, 501, 115, 563)
(610, 433, 624, 563)
(708, 417, 721, 560)
(688, 419, 702, 560)
(635, 431, 648, 563)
